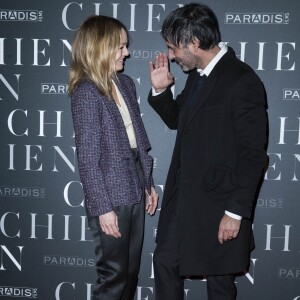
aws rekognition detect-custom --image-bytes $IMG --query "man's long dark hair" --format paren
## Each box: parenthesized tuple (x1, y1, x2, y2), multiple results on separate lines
(161, 3, 221, 50)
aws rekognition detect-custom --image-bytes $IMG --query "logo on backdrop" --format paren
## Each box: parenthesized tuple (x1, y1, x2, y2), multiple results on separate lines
(283, 89, 300, 100)
(153, 227, 157, 238)
(153, 158, 157, 169)
(0, 287, 37, 298)
(43, 255, 95, 267)
(224, 12, 289, 24)
(0, 186, 45, 199)
(256, 197, 284, 209)
(0, 10, 43, 22)
(41, 83, 68, 95)
(129, 49, 162, 60)
(278, 268, 300, 279)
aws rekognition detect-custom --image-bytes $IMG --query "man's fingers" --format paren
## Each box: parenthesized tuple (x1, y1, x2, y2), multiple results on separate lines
(155, 54, 160, 68)
(151, 53, 168, 70)
(158, 53, 165, 67)
(218, 229, 235, 244)
(218, 229, 224, 244)
(163, 52, 169, 67)
(220, 230, 237, 243)
(149, 61, 155, 72)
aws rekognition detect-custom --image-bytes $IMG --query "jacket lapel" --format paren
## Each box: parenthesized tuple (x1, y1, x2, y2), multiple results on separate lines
(114, 77, 134, 116)
(114, 77, 143, 147)
(103, 95, 124, 131)
(101, 81, 132, 155)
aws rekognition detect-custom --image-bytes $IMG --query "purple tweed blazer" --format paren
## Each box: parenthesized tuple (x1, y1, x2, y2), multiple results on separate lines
(71, 74, 153, 217)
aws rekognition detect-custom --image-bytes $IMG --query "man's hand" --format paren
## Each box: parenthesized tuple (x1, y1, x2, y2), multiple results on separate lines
(149, 52, 174, 93)
(218, 214, 241, 244)
(99, 211, 121, 238)
(146, 186, 159, 216)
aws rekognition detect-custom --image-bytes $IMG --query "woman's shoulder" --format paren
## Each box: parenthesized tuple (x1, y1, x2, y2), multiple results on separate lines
(71, 80, 102, 106)
(117, 73, 134, 85)
(72, 79, 100, 99)
(74, 79, 98, 94)
(117, 73, 136, 95)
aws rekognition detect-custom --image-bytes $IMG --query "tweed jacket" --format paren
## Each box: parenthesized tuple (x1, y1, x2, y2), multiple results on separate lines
(72, 74, 153, 217)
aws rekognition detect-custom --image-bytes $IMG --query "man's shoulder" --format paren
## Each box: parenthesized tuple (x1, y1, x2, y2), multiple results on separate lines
(219, 49, 260, 81)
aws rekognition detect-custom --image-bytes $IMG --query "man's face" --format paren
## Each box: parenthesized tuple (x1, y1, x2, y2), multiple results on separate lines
(166, 41, 200, 72)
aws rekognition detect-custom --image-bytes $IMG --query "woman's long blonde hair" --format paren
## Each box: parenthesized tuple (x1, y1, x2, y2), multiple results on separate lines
(68, 15, 128, 97)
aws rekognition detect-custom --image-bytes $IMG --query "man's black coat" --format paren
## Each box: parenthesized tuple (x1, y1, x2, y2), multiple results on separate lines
(149, 47, 268, 276)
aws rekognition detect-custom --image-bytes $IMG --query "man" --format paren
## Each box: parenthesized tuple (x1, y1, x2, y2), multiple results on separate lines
(148, 3, 268, 300)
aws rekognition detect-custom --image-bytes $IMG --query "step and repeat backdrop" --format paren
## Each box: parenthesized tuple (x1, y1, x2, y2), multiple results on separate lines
(0, 0, 299, 299)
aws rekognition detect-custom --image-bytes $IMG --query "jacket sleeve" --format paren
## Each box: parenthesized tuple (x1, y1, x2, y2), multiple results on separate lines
(226, 72, 268, 219)
(71, 86, 113, 217)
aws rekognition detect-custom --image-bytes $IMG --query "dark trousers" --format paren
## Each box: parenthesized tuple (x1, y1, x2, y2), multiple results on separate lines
(88, 149, 145, 300)
(153, 192, 237, 300)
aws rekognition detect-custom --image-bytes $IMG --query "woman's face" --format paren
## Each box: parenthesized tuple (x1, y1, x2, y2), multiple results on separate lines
(115, 28, 129, 72)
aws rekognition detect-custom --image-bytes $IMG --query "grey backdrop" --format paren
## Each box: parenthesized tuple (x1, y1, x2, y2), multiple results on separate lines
(0, 0, 299, 299)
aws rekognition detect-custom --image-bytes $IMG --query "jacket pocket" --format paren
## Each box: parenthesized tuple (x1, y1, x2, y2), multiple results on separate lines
(202, 164, 237, 196)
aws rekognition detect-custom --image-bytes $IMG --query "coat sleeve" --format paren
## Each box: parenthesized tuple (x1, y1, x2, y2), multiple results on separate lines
(226, 72, 268, 219)
(148, 87, 180, 130)
(71, 86, 113, 217)
(148, 72, 196, 130)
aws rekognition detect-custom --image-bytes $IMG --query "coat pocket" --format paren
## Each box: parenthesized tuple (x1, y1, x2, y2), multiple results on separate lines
(202, 164, 237, 197)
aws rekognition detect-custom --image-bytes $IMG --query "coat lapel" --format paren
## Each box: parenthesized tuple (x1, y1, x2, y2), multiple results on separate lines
(183, 48, 233, 130)
(183, 72, 218, 129)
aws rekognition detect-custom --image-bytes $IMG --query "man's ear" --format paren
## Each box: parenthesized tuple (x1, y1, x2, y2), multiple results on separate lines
(190, 37, 201, 51)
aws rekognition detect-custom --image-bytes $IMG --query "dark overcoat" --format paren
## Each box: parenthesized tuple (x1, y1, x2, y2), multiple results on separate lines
(148, 47, 268, 276)
(72, 74, 153, 218)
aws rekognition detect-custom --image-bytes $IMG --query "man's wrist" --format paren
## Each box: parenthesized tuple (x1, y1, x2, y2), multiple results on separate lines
(152, 87, 166, 96)
(225, 210, 242, 220)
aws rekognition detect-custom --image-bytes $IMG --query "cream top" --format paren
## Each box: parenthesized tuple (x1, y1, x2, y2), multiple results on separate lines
(113, 80, 137, 149)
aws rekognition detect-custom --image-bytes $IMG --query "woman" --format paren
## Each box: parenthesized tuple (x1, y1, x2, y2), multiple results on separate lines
(69, 15, 158, 300)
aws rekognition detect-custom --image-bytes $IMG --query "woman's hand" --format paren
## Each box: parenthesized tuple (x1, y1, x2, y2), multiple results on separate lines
(146, 186, 159, 216)
(99, 211, 121, 238)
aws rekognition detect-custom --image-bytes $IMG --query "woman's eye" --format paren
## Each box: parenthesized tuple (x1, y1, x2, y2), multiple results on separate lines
(119, 44, 128, 50)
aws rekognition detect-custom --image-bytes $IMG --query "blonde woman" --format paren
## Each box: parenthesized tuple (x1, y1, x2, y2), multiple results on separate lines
(69, 15, 158, 300)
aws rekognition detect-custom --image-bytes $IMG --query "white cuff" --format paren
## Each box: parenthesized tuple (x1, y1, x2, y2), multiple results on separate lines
(225, 210, 242, 220)
(152, 87, 165, 96)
